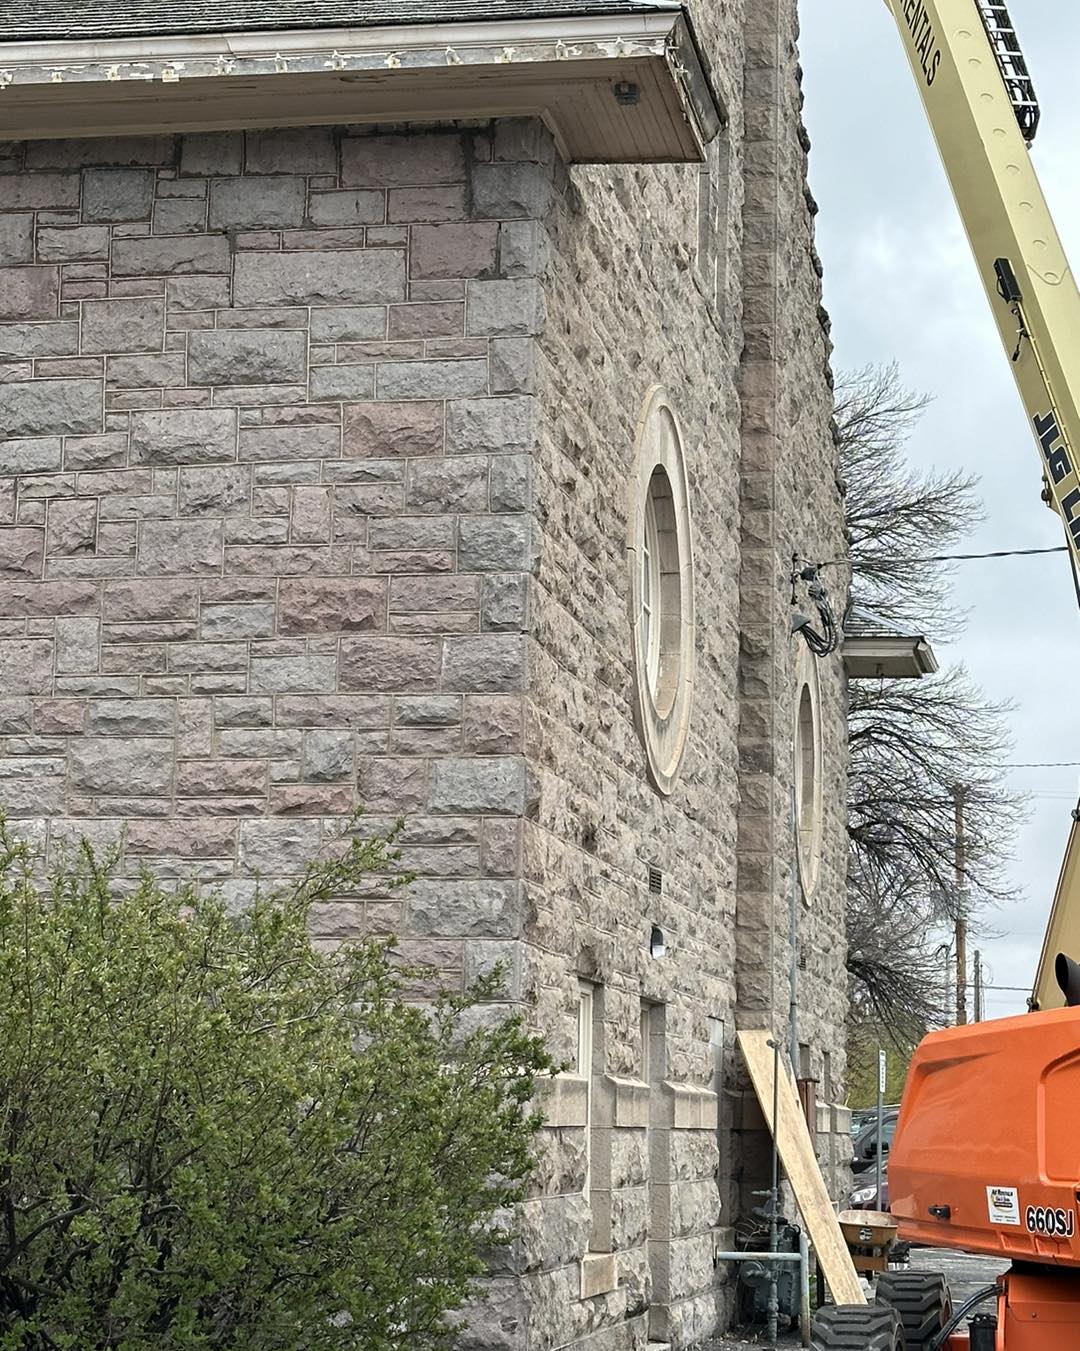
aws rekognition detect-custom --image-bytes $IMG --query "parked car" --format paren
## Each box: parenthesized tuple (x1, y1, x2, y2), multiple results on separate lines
(850, 1108, 900, 1174)
(848, 1167, 889, 1212)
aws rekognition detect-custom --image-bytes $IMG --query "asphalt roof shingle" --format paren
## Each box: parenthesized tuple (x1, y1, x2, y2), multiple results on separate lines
(1, 0, 681, 42)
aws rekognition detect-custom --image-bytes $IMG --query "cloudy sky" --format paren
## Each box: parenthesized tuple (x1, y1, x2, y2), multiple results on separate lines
(799, 2, 1080, 1019)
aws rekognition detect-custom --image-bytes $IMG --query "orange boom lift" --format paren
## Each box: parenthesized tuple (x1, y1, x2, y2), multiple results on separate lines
(810, 2, 1080, 1348)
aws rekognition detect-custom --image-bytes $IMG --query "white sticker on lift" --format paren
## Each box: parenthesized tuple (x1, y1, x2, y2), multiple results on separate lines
(987, 1186, 1022, 1226)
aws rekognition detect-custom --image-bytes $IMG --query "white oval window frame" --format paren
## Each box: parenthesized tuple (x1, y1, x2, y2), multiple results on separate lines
(793, 643, 824, 903)
(627, 386, 696, 796)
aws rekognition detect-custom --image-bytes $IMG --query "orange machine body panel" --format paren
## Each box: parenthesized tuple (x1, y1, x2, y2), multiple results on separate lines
(888, 1007, 1080, 1264)
(1000, 1270, 1080, 1349)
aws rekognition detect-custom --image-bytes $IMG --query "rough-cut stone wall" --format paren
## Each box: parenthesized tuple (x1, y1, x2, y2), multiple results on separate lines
(0, 0, 849, 1342)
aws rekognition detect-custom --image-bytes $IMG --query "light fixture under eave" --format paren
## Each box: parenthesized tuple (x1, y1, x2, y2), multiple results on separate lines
(649, 925, 666, 960)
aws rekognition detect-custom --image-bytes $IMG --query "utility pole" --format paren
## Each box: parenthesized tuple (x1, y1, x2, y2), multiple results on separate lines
(974, 950, 984, 1022)
(953, 785, 968, 1026)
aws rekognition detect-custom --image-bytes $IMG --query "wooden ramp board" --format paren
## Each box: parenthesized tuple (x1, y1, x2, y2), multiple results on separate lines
(738, 1029, 866, 1307)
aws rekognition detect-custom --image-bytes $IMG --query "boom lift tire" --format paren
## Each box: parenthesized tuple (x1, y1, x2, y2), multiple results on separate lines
(875, 1270, 952, 1349)
(810, 1304, 905, 1349)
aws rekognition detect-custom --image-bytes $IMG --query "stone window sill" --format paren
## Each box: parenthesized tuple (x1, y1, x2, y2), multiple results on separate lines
(580, 1251, 617, 1300)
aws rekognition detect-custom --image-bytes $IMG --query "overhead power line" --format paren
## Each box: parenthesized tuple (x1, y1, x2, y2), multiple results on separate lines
(821, 544, 1069, 567)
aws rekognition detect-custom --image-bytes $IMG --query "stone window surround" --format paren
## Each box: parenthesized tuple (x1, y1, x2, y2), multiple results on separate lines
(627, 385, 696, 796)
(793, 642, 824, 901)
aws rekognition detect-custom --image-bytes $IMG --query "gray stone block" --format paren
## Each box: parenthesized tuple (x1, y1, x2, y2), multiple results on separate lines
(0, 172, 80, 210)
(405, 456, 488, 513)
(250, 653, 337, 694)
(447, 396, 535, 454)
(482, 574, 529, 631)
(395, 695, 461, 727)
(407, 879, 520, 937)
(82, 299, 165, 355)
(55, 617, 99, 673)
(490, 338, 536, 394)
(82, 169, 155, 222)
(467, 280, 542, 337)
(470, 161, 553, 219)
(113, 234, 231, 276)
(130, 409, 237, 465)
(28, 138, 174, 169)
(0, 438, 62, 475)
(246, 128, 337, 176)
(36, 226, 111, 263)
(458, 516, 535, 572)
(153, 198, 208, 234)
(189, 330, 308, 386)
(304, 730, 354, 782)
(411, 223, 498, 280)
(0, 638, 54, 693)
(240, 818, 320, 873)
(377, 359, 488, 400)
(443, 635, 525, 692)
(0, 322, 79, 359)
(309, 190, 386, 227)
(489, 455, 531, 512)
(341, 132, 466, 188)
(139, 520, 224, 575)
(309, 364, 375, 402)
(233, 250, 405, 306)
(46, 499, 97, 556)
(0, 380, 103, 437)
(107, 354, 186, 389)
(0, 214, 33, 265)
(309, 306, 387, 342)
(177, 466, 250, 515)
(0, 266, 58, 321)
(0, 529, 43, 580)
(87, 699, 176, 735)
(70, 737, 173, 794)
(180, 132, 243, 177)
(200, 602, 275, 640)
(209, 177, 306, 230)
(498, 220, 547, 277)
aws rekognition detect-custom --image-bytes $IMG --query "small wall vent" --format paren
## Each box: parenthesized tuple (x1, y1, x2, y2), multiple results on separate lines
(648, 866, 663, 895)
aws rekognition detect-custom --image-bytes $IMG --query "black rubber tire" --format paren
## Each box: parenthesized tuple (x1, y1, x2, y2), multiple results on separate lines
(876, 1269, 952, 1349)
(811, 1304, 905, 1349)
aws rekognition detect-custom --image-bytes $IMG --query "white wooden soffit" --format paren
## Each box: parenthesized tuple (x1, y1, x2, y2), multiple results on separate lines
(0, 12, 723, 163)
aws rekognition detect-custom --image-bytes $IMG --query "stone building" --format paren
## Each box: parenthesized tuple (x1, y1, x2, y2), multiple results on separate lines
(0, 0, 850, 1346)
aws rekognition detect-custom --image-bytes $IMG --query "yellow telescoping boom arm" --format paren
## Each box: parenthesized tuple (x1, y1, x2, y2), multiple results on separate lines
(881, 0, 1080, 1012)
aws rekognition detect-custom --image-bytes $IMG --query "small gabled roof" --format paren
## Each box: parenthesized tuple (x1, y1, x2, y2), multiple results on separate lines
(842, 604, 939, 680)
(0, 0, 681, 42)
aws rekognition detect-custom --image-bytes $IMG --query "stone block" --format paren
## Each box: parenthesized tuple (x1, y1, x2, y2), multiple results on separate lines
(113, 234, 231, 276)
(107, 354, 186, 389)
(239, 425, 340, 461)
(467, 279, 542, 337)
(127, 819, 237, 857)
(55, 617, 99, 672)
(139, 520, 224, 575)
(82, 169, 155, 222)
(278, 578, 385, 634)
(240, 818, 321, 873)
(395, 695, 461, 727)
(309, 364, 375, 402)
(130, 408, 237, 465)
(309, 190, 386, 227)
(354, 756, 426, 812)
(459, 517, 535, 572)
(343, 401, 443, 457)
(471, 161, 553, 219)
(0, 534, 45, 587)
(339, 636, 440, 692)
(177, 466, 250, 515)
(0, 438, 62, 475)
(490, 338, 536, 395)
(387, 186, 467, 222)
(28, 138, 174, 169)
(497, 220, 546, 277)
(442, 635, 525, 693)
(462, 696, 522, 753)
(233, 251, 405, 306)
(36, 226, 111, 262)
(46, 499, 97, 556)
(82, 298, 165, 354)
(208, 177, 306, 230)
(407, 879, 520, 938)
(176, 759, 266, 796)
(188, 330, 308, 386)
(390, 575, 478, 613)
(482, 573, 528, 630)
(376, 360, 488, 400)
(309, 307, 387, 342)
(0, 173, 80, 210)
(404, 456, 488, 513)
(0, 380, 102, 437)
(70, 737, 172, 794)
(0, 638, 53, 693)
(104, 579, 197, 621)
(0, 214, 33, 265)
(430, 757, 525, 814)
(180, 132, 244, 177)
(411, 223, 498, 280)
(387, 302, 463, 340)
(0, 266, 58, 321)
(0, 322, 79, 359)
(87, 698, 175, 735)
(304, 729, 354, 781)
(446, 396, 535, 455)
(341, 132, 466, 188)
(246, 128, 337, 175)
(200, 603, 275, 640)
(250, 652, 337, 693)
(489, 455, 531, 512)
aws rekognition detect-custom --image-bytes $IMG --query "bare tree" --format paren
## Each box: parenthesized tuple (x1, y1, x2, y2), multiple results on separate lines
(837, 364, 1024, 1042)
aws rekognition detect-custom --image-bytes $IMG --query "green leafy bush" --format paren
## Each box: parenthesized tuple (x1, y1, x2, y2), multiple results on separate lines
(0, 823, 552, 1350)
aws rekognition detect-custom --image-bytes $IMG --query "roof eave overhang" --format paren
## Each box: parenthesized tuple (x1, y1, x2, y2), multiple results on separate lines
(842, 635, 940, 680)
(0, 10, 723, 163)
